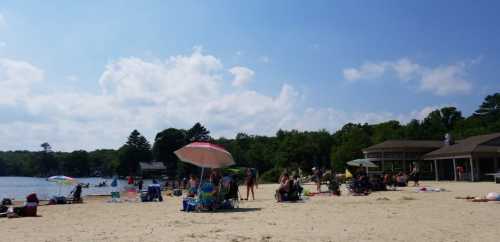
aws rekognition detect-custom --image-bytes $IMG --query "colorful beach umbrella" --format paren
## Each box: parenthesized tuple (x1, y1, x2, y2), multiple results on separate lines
(174, 142, 235, 169)
(174, 142, 235, 193)
(48, 175, 77, 195)
(48, 175, 77, 184)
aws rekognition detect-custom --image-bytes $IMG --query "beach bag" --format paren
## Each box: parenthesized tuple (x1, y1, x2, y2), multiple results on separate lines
(173, 189, 182, 197)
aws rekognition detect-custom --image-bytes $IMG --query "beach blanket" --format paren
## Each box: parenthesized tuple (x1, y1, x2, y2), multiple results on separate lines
(414, 187, 446, 192)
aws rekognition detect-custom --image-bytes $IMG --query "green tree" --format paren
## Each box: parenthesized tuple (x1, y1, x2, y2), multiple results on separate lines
(473, 93, 500, 122)
(152, 128, 187, 178)
(371, 120, 403, 144)
(62, 150, 90, 177)
(37, 142, 58, 176)
(186, 122, 211, 142)
(88, 149, 119, 176)
(330, 124, 371, 171)
(0, 157, 6, 176)
(118, 130, 152, 176)
(403, 119, 424, 139)
(421, 107, 463, 139)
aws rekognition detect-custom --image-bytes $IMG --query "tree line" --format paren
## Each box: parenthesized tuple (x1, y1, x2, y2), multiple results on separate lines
(0, 93, 499, 181)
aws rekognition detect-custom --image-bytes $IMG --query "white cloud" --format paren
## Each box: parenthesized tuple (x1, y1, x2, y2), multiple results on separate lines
(235, 50, 243, 56)
(0, 41, 5, 48)
(0, 50, 302, 150)
(0, 58, 44, 105)
(343, 58, 473, 95)
(407, 105, 443, 121)
(420, 64, 471, 96)
(229, 66, 254, 87)
(0, 49, 451, 151)
(343, 62, 388, 82)
(391, 58, 421, 81)
(259, 56, 270, 63)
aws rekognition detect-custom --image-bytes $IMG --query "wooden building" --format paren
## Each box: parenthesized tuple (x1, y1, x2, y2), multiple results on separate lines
(363, 133, 500, 181)
(363, 140, 443, 179)
(138, 162, 167, 178)
(423, 133, 500, 181)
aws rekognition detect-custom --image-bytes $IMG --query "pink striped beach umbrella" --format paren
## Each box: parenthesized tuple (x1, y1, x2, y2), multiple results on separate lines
(174, 142, 235, 169)
(175, 142, 235, 191)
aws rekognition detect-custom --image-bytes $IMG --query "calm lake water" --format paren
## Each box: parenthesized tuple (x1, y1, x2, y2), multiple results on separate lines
(0, 176, 132, 201)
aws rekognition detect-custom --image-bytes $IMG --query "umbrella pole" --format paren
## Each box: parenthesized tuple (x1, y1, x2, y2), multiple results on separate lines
(198, 167, 205, 194)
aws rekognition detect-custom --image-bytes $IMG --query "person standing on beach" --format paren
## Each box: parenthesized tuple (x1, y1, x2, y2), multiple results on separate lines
(312, 167, 322, 193)
(409, 163, 420, 187)
(138, 179, 143, 191)
(456, 165, 464, 181)
(245, 168, 257, 200)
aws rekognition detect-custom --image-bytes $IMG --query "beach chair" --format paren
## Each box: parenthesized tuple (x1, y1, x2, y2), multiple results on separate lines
(198, 183, 216, 210)
(110, 191, 121, 202)
(219, 176, 239, 209)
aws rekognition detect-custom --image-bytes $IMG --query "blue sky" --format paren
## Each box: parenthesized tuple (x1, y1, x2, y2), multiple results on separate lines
(0, 1, 499, 151)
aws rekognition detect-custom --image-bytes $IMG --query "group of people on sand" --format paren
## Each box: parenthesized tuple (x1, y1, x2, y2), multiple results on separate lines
(382, 163, 420, 188)
(1, 193, 39, 218)
(181, 168, 253, 211)
(276, 171, 303, 202)
(184, 168, 257, 201)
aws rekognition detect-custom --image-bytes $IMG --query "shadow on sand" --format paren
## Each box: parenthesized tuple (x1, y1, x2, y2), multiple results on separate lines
(214, 207, 262, 213)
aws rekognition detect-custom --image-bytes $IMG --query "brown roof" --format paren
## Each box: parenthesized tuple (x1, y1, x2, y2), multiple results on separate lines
(363, 140, 443, 152)
(423, 133, 500, 159)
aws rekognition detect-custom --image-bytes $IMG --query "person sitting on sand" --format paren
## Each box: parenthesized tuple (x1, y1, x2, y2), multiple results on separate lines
(276, 173, 291, 202)
(292, 174, 303, 195)
(395, 172, 407, 187)
(187, 174, 199, 197)
(210, 169, 222, 187)
(278, 168, 289, 183)
(11, 193, 39, 217)
(70, 183, 83, 203)
(383, 172, 395, 189)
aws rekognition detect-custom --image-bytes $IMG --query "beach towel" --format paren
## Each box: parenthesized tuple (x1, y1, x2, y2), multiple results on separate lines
(414, 187, 446, 192)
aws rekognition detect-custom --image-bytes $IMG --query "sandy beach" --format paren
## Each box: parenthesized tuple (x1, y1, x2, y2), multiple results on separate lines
(1, 182, 499, 242)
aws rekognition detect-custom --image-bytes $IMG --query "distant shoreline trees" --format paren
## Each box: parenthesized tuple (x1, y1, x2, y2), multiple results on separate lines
(0, 93, 499, 179)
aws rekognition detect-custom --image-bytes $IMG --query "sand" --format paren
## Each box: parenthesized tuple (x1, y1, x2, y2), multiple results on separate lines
(1, 181, 499, 242)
